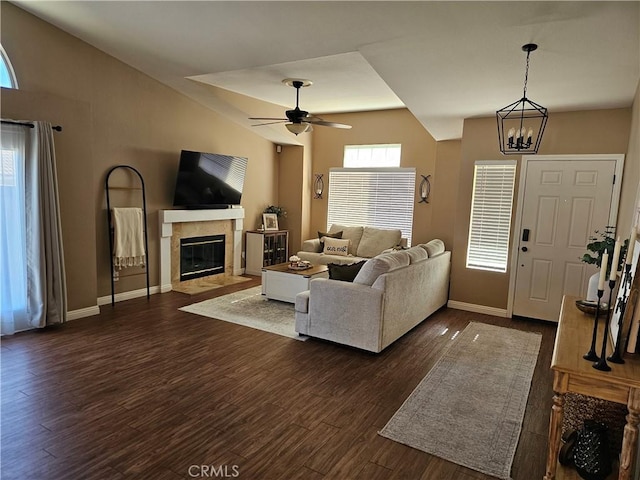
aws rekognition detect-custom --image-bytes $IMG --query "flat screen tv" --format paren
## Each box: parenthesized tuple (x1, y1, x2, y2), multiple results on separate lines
(172, 150, 248, 209)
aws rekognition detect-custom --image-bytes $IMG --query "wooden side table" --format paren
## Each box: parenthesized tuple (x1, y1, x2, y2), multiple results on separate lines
(545, 295, 640, 480)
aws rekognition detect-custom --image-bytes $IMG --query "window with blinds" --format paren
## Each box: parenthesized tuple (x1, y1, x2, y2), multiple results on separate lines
(327, 168, 415, 246)
(466, 161, 517, 272)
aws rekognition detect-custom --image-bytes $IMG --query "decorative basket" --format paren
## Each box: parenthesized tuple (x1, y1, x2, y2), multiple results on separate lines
(562, 393, 627, 457)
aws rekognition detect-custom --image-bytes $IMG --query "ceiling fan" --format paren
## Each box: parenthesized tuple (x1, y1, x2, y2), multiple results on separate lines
(250, 78, 352, 135)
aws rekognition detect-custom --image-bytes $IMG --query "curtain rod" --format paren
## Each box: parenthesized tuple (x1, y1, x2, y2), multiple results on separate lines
(1, 120, 62, 132)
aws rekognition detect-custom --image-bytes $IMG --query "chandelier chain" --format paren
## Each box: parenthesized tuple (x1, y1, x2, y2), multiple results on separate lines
(523, 50, 531, 99)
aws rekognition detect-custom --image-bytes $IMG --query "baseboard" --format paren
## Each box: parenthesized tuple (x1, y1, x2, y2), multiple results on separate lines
(97, 285, 161, 306)
(447, 300, 509, 318)
(67, 305, 101, 321)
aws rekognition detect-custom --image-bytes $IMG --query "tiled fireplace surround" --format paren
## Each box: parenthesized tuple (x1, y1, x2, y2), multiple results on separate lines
(159, 209, 244, 292)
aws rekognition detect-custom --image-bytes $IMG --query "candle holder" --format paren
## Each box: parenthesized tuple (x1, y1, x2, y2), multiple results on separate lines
(607, 263, 633, 364)
(583, 288, 604, 362)
(507, 133, 533, 150)
(593, 279, 615, 371)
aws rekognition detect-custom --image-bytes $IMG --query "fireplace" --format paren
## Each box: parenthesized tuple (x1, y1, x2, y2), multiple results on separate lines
(180, 234, 225, 281)
(159, 208, 244, 293)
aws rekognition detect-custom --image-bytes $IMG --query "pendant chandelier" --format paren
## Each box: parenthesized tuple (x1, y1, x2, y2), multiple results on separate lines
(496, 43, 548, 155)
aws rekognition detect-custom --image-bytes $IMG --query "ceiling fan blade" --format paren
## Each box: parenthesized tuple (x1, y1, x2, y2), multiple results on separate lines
(251, 120, 287, 126)
(249, 117, 288, 121)
(305, 118, 352, 129)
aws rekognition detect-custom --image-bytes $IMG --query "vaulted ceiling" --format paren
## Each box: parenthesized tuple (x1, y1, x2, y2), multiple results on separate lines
(11, 1, 640, 145)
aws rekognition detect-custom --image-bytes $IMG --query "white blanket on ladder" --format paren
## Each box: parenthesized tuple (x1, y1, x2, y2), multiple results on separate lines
(112, 207, 146, 269)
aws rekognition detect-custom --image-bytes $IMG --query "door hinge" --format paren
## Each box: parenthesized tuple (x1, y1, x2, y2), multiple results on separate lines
(613, 174, 616, 185)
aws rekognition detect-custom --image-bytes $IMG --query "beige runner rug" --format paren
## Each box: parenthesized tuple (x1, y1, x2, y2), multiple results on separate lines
(379, 322, 541, 479)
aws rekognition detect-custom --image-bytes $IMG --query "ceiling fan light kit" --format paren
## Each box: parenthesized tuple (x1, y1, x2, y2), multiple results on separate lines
(250, 78, 352, 135)
(286, 123, 311, 135)
(496, 43, 548, 155)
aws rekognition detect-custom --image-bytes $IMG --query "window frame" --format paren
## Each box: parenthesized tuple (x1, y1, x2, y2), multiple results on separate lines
(0, 45, 18, 89)
(343, 143, 401, 168)
(466, 160, 517, 273)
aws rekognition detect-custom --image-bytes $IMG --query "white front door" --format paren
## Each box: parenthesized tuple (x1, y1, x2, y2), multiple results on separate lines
(512, 157, 619, 322)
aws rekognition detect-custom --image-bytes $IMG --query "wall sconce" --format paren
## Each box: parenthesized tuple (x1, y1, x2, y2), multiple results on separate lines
(314, 174, 324, 199)
(418, 175, 431, 203)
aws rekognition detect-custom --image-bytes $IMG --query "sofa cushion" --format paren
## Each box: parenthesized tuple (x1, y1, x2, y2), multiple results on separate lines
(356, 227, 402, 258)
(353, 251, 410, 286)
(323, 237, 350, 256)
(328, 260, 367, 282)
(425, 239, 445, 257)
(318, 230, 343, 250)
(406, 245, 429, 263)
(329, 225, 364, 255)
(301, 238, 322, 253)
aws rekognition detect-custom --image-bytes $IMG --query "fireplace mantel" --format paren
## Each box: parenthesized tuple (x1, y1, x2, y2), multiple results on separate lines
(159, 208, 244, 292)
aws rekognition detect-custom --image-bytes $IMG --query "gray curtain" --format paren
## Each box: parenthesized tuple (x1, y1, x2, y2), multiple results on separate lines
(26, 122, 67, 328)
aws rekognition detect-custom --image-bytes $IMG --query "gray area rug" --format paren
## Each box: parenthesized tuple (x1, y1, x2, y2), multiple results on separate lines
(179, 286, 306, 341)
(379, 322, 541, 479)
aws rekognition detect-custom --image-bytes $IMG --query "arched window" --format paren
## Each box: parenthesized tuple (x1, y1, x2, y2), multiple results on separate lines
(0, 45, 18, 89)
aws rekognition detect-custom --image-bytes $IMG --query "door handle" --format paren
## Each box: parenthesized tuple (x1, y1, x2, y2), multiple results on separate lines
(521, 246, 528, 252)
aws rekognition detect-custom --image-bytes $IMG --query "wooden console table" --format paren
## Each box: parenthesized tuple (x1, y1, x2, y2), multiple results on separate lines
(545, 295, 640, 480)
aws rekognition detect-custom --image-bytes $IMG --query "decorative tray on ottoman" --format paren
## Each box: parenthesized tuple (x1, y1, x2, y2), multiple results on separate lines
(288, 261, 312, 271)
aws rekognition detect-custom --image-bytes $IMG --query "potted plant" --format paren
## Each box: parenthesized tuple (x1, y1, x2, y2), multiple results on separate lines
(581, 227, 628, 300)
(263, 205, 287, 218)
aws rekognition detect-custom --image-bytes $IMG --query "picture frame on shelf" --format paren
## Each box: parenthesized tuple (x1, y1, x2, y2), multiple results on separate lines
(263, 213, 279, 231)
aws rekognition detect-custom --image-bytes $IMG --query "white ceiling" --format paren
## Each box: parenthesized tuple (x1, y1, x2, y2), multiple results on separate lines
(10, 1, 640, 144)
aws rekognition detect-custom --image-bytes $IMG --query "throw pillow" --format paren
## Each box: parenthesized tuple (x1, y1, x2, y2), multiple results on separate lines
(323, 237, 350, 256)
(318, 230, 343, 250)
(327, 261, 367, 282)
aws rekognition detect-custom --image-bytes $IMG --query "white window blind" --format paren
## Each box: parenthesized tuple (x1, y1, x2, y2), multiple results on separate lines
(327, 168, 415, 246)
(466, 161, 517, 272)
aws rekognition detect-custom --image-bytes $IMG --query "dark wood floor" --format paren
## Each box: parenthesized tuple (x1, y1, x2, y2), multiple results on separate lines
(1, 277, 557, 480)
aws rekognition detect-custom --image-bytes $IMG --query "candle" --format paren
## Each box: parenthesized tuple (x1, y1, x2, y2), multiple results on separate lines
(598, 252, 609, 290)
(527, 128, 533, 141)
(508, 128, 515, 140)
(626, 225, 637, 265)
(609, 237, 621, 281)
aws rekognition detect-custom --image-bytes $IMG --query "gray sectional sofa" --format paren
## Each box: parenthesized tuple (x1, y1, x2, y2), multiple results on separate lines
(296, 224, 406, 266)
(294, 239, 451, 353)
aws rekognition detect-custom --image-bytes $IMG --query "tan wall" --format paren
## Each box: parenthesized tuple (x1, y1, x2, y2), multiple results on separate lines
(277, 142, 312, 254)
(432, 140, 462, 249)
(309, 109, 438, 245)
(452, 108, 633, 310)
(1, 3, 279, 310)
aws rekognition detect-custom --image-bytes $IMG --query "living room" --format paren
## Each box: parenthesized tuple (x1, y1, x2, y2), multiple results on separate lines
(2, 1, 640, 479)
